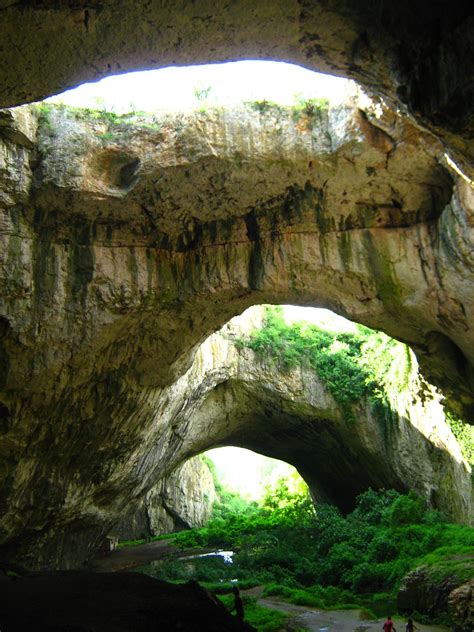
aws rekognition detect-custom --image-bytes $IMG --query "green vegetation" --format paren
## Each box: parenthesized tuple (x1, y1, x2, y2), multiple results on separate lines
(120, 310, 472, 629)
(193, 86, 212, 102)
(245, 96, 329, 130)
(218, 593, 290, 632)
(247, 99, 284, 114)
(236, 306, 412, 421)
(138, 479, 473, 628)
(33, 102, 163, 142)
(446, 413, 474, 465)
(291, 95, 330, 129)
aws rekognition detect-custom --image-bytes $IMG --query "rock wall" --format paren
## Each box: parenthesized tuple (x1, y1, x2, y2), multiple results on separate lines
(0, 99, 472, 568)
(0, 1, 472, 172)
(114, 456, 216, 540)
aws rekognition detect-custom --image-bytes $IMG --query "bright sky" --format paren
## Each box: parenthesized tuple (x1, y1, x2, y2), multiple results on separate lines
(282, 305, 358, 332)
(45, 60, 354, 113)
(205, 447, 301, 500)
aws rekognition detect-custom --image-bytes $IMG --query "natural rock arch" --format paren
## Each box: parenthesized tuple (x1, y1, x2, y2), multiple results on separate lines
(163, 312, 472, 522)
(0, 1, 473, 170)
(0, 87, 473, 566)
(113, 308, 473, 544)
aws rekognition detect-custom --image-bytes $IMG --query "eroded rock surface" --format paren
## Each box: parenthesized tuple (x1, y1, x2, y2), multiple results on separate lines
(449, 580, 474, 632)
(0, 1, 472, 172)
(114, 456, 216, 540)
(0, 101, 472, 568)
(399, 566, 474, 628)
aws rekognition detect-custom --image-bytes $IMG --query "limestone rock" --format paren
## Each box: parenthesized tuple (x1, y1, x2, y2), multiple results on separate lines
(449, 580, 474, 632)
(147, 456, 216, 535)
(397, 566, 472, 629)
(114, 456, 216, 540)
(0, 2, 472, 170)
(0, 99, 473, 569)
(0, 106, 36, 208)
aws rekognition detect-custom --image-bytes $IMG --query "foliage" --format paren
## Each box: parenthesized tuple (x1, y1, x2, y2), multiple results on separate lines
(446, 413, 474, 465)
(193, 86, 212, 101)
(246, 99, 284, 114)
(218, 594, 290, 632)
(236, 306, 412, 421)
(33, 102, 163, 139)
(291, 94, 330, 128)
(139, 484, 472, 624)
(382, 492, 426, 526)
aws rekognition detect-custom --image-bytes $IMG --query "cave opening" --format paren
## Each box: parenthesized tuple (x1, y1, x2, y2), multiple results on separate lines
(115, 302, 472, 552)
(103, 303, 472, 625)
(43, 60, 353, 114)
(0, 6, 472, 627)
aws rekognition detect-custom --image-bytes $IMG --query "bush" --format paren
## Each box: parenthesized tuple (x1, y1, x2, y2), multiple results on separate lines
(384, 492, 426, 525)
(135, 486, 472, 626)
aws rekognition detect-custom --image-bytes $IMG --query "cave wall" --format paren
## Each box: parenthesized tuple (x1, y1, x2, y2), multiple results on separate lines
(113, 456, 216, 540)
(0, 1, 472, 171)
(0, 93, 472, 567)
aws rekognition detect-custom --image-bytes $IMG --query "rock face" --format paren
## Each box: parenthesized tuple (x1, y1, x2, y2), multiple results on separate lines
(0, 100, 473, 568)
(0, 1, 472, 172)
(398, 567, 474, 629)
(449, 580, 474, 632)
(398, 566, 462, 621)
(114, 456, 216, 540)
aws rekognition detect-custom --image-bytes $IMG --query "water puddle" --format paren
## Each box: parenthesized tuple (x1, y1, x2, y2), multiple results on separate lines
(179, 550, 234, 563)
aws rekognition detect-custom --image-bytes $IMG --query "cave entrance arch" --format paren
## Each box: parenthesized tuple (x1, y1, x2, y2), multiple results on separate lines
(1, 46, 473, 568)
(1, 1, 472, 168)
(131, 305, 472, 532)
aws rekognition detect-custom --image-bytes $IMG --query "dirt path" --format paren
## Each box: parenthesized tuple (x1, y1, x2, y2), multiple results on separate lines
(90, 539, 177, 572)
(257, 598, 450, 632)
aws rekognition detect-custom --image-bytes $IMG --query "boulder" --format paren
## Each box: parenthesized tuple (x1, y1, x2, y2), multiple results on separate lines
(449, 579, 474, 632)
(397, 565, 470, 623)
(0, 571, 256, 631)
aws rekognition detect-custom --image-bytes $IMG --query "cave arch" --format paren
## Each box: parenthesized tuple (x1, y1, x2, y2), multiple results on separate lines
(111, 307, 473, 548)
(1, 1, 473, 170)
(146, 309, 472, 520)
(0, 30, 473, 566)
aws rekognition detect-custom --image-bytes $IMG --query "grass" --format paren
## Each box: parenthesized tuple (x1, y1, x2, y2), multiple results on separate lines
(415, 545, 474, 583)
(218, 593, 290, 632)
(262, 583, 377, 618)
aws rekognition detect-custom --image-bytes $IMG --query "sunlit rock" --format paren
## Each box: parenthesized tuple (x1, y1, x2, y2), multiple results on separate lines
(114, 456, 216, 539)
(0, 98, 472, 568)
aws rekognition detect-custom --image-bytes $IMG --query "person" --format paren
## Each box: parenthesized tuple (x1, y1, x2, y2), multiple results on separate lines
(230, 585, 244, 621)
(383, 615, 397, 631)
(406, 618, 417, 631)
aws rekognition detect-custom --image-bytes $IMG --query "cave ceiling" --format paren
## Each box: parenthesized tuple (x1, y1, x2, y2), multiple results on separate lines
(0, 1, 473, 569)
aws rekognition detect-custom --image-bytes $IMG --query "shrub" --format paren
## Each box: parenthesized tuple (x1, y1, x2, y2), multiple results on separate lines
(384, 492, 426, 525)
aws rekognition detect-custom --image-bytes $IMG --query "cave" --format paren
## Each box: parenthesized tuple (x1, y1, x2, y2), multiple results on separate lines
(110, 306, 473, 551)
(0, 1, 473, 579)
